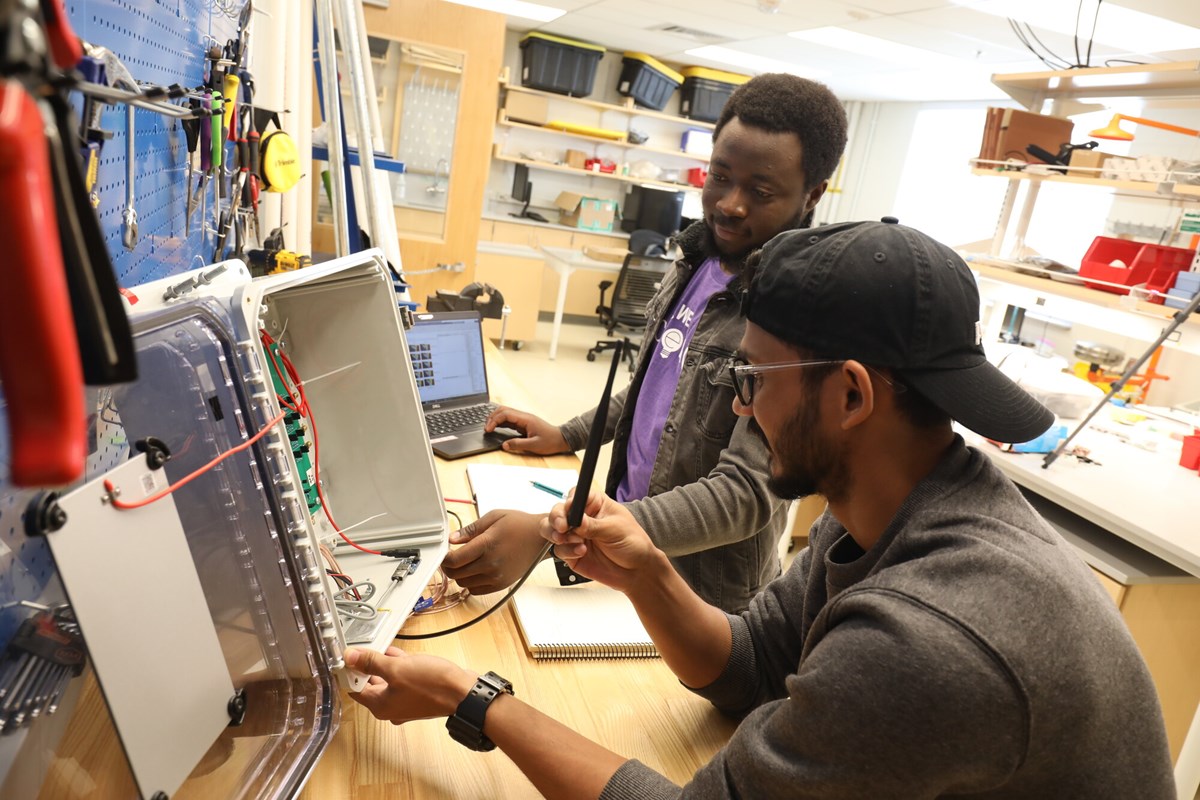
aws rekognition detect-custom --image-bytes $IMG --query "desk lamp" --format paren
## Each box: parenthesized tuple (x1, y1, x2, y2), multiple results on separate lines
(1089, 113, 1199, 140)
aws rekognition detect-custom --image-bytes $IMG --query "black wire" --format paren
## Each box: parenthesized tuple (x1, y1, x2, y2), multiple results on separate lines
(1073, 0, 1083, 67)
(1105, 58, 1147, 66)
(395, 541, 552, 640)
(1007, 19, 1063, 70)
(1021, 22, 1072, 69)
(1086, 0, 1102, 67)
(445, 508, 463, 530)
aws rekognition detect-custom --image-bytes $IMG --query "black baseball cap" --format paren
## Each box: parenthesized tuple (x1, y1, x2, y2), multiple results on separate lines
(744, 219, 1054, 443)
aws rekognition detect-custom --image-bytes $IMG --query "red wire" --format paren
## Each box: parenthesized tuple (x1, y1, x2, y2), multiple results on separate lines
(106, 328, 385, 560)
(444, 497, 475, 505)
(276, 345, 382, 556)
(104, 410, 287, 510)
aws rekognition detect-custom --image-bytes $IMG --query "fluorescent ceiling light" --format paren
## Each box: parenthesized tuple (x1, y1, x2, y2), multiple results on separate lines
(959, 1, 1200, 54)
(441, 0, 565, 23)
(684, 46, 831, 80)
(788, 27, 954, 67)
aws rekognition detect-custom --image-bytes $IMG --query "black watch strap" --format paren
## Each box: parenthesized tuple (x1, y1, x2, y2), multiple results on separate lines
(446, 671, 513, 752)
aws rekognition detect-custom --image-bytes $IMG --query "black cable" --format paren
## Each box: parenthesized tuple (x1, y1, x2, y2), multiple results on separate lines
(1086, 0, 1102, 67)
(1020, 22, 1072, 69)
(1007, 19, 1064, 70)
(395, 541, 552, 640)
(445, 508, 463, 530)
(1073, 0, 1083, 67)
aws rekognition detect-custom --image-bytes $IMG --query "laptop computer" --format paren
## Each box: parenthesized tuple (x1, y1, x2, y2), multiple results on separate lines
(406, 310, 521, 460)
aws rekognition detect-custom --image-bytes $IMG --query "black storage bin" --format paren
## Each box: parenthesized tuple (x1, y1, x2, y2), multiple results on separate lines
(679, 67, 750, 122)
(617, 52, 682, 111)
(520, 33, 606, 97)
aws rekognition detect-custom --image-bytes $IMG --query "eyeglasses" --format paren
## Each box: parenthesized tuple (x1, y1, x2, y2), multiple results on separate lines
(728, 358, 905, 406)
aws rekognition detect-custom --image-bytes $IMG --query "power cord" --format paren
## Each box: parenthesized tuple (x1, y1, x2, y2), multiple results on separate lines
(396, 541, 552, 640)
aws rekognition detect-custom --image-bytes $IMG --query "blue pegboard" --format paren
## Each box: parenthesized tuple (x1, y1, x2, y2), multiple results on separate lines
(0, 0, 240, 691)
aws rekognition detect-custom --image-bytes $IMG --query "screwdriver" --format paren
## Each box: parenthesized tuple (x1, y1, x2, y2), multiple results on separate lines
(223, 71, 240, 141)
(210, 93, 223, 234)
(195, 91, 212, 243)
(181, 100, 201, 236)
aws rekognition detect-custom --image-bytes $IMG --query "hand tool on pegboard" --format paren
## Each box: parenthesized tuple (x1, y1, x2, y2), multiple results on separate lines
(0, 603, 85, 733)
(0, 0, 138, 487)
(181, 99, 202, 236)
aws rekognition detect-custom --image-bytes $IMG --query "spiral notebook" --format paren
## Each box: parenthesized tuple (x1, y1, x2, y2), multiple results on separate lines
(512, 561, 658, 660)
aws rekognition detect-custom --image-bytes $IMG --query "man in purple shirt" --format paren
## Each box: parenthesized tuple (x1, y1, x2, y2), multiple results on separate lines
(442, 74, 849, 613)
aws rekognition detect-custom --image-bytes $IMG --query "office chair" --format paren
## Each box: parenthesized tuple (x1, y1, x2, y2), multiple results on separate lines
(587, 252, 673, 372)
(628, 229, 668, 257)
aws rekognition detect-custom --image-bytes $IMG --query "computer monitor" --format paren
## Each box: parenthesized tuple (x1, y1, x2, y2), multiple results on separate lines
(621, 185, 684, 237)
(509, 163, 548, 223)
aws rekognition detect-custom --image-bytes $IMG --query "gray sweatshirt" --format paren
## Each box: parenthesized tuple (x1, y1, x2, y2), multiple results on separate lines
(600, 438, 1174, 799)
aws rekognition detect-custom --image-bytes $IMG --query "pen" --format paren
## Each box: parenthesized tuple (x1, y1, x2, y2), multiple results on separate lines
(529, 481, 565, 499)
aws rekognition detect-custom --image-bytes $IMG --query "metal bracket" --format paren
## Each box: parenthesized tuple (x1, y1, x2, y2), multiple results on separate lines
(23, 492, 67, 536)
(227, 687, 247, 726)
(134, 437, 172, 470)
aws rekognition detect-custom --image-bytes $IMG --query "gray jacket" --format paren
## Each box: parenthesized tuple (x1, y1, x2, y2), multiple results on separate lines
(559, 221, 788, 613)
(600, 438, 1174, 799)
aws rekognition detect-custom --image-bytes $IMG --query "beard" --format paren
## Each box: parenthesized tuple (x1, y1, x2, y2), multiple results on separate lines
(702, 206, 813, 274)
(766, 392, 849, 504)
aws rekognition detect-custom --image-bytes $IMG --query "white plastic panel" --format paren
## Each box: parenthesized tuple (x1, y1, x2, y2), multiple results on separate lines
(51, 458, 235, 799)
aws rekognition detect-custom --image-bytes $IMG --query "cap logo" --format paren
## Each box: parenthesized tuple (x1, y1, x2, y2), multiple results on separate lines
(975, 321, 983, 346)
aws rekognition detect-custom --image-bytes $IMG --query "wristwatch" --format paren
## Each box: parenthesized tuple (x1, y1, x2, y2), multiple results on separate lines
(446, 671, 514, 751)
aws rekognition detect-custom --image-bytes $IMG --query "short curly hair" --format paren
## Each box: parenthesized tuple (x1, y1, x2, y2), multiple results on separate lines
(713, 74, 848, 194)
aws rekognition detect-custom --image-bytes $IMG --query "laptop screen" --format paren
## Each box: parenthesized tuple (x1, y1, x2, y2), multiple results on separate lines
(406, 311, 489, 407)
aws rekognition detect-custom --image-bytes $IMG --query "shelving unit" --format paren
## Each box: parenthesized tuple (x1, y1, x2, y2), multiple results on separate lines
(494, 147, 701, 193)
(501, 80, 716, 130)
(992, 61, 1200, 111)
(977, 64, 1200, 261)
(970, 165, 1200, 202)
(492, 70, 711, 213)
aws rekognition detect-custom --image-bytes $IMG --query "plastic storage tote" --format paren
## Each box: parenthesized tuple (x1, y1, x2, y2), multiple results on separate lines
(679, 67, 750, 122)
(617, 52, 683, 110)
(520, 33, 606, 97)
(1079, 236, 1196, 294)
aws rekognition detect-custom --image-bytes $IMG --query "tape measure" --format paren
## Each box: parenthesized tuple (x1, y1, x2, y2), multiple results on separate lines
(257, 111, 300, 193)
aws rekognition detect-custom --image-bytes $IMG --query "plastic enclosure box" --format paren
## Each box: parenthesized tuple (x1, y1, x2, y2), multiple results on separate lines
(520, 32, 605, 97)
(617, 52, 682, 111)
(50, 250, 448, 799)
(1079, 235, 1195, 294)
(679, 67, 749, 122)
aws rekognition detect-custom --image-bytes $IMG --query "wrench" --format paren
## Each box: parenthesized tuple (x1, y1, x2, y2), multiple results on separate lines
(121, 102, 138, 250)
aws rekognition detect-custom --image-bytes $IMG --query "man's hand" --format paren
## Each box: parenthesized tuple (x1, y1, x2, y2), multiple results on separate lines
(442, 510, 547, 594)
(485, 406, 570, 455)
(541, 491, 662, 593)
(345, 646, 477, 724)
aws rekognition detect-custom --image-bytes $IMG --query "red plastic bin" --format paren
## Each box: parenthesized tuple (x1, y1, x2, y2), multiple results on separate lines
(1079, 236, 1195, 295)
(1144, 268, 1180, 304)
(1181, 433, 1200, 471)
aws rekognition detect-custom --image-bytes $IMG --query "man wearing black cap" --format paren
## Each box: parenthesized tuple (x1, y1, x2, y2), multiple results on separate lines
(345, 221, 1174, 798)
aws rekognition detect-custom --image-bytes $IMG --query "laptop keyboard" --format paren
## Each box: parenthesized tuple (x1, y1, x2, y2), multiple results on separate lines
(425, 403, 498, 437)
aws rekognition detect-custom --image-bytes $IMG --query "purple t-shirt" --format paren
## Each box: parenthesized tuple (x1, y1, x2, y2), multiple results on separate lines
(617, 257, 734, 502)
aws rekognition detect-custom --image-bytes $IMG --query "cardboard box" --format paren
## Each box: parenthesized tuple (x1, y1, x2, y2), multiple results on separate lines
(1067, 149, 1113, 178)
(554, 191, 617, 231)
(681, 128, 713, 157)
(565, 149, 587, 170)
(505, 92, 550, 125)
(978, 107, 1073, 163)
(583, 245, 627, 262)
